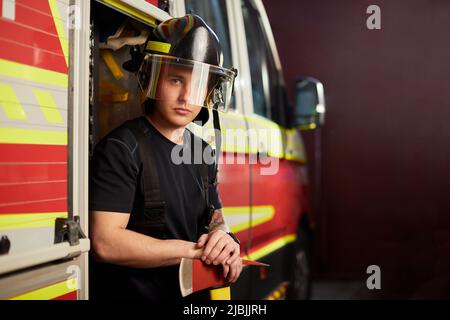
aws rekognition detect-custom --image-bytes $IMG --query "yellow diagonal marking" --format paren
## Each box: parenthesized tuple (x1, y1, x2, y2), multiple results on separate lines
(10, 279, 77, 300)
(48, 0, 68, 66)
(0, 59, 68, 87)
(33, 90, 65, 124)
(0, 83, 27, 120)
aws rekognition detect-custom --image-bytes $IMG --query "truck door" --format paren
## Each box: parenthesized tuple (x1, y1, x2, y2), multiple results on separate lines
(237, 0, 308, 298)
(0, 0, 90, 299)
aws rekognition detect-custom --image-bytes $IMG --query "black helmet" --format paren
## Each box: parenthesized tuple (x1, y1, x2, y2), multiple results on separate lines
(124, 14, 237, 125)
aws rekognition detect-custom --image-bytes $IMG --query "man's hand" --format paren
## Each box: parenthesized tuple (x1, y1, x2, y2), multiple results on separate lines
(222, 257, 243, 283)
(196, 230, 242, 283)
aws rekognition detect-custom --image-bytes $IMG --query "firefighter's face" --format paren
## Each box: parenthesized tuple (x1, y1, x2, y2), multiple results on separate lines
(152, 64, 205, 127)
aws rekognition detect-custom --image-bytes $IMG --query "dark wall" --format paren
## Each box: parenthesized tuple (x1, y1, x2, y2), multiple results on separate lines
(263, 0, 450, 297)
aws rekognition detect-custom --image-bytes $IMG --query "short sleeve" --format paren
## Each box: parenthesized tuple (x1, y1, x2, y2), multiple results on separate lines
(89, 136, 139, 213)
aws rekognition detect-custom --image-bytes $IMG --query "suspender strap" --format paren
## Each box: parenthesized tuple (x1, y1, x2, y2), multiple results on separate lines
(124, 119, 166, 238)
(199, 109, 222, 234)
(212, 109, 221, 182)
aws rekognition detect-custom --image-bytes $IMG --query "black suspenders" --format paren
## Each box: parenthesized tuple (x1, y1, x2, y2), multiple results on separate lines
(124, 118, 214, 239)
(124, 119, 166, 239)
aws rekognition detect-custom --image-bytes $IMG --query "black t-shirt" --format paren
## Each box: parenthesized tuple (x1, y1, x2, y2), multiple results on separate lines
(89, 116, 222, 300)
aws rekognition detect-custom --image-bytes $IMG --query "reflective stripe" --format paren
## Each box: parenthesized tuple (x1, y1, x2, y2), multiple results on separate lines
(103, 0, 157, 26)
(244, 234, 296, 261)
(100, 50, 124, 80)
(189, 111, 306, 163)
(209, 287, 231, 300)
(0, 128, 67, 145)
(299, 123, 317, 130)
(285, 128, 307, 164)
(0, 212, 68, 230)
(32, 90, 65, 124)
(244, 114, 284, 158)
(0, 83, 27, 120)
(10, 279, 77, 300)
(146, 41, 171, 53)
(244, 113, 280, 131)
(48, 0, 69, 66)
(284, 151, 306, 164)
(265, 282, 288, 300)
(0, 59, 68, 88)
(223, 205, 274, 234)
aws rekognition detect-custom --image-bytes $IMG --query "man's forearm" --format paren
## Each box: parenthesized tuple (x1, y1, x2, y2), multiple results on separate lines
(92, 227, 201, 268)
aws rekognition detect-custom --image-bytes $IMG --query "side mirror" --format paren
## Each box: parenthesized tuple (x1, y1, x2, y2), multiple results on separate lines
(292, 77, 326, 130)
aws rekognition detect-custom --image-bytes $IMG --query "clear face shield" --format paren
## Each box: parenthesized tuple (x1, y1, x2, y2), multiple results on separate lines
(137, 54, 237, 112)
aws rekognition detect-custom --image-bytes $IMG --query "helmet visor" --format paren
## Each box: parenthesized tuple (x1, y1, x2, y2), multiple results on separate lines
(138, 54, 236, 112)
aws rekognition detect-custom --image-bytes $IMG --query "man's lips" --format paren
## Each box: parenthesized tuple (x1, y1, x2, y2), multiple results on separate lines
(174, 108, 192, 115)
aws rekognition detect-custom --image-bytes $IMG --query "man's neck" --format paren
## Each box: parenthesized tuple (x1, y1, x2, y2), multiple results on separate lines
(146, 114, 186, 145)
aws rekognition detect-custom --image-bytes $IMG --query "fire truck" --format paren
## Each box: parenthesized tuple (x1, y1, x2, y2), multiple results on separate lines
(0, 0, 325, 300)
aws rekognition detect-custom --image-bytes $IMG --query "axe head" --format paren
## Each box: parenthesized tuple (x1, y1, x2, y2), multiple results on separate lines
(179, 258, 270, 297)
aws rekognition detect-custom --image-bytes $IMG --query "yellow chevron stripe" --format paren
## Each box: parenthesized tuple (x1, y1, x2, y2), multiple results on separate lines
(48, 0, 69, 66)
(0, 83, 27, 121)
(33, 90, 65, 124)
(0, 212, 68, 231)
(10, 279, 77, 300)
(244, 234, 297, 261)
(0, 128, 67, 145)
(222, 205, 274, 234)
(0, 59, 68, 88)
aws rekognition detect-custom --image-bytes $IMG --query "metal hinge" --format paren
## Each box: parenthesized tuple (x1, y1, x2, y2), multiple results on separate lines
(54, 216, 87, 246)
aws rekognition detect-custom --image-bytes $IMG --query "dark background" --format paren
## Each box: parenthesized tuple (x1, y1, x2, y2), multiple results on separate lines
(263, 0, 450, 298)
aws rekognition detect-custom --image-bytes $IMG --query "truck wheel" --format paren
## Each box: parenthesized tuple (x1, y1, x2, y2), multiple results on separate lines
(287, 229, 312, 300)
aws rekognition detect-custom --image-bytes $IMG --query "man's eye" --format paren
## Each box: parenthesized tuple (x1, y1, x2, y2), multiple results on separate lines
(170, 78, 182, 85)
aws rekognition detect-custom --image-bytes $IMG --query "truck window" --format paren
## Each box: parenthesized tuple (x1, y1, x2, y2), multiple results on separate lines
(241, 0, 283, 124)
(185, 0, 235, 109)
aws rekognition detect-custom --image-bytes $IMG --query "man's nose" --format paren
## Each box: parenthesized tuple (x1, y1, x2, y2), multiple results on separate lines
(178, 84, 191, 103)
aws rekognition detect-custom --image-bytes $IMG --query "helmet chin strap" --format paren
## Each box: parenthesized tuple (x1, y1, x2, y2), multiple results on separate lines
(212, 105, 222, 184)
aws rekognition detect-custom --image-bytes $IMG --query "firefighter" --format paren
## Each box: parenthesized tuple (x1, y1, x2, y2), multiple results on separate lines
(89, 14, 241, 299)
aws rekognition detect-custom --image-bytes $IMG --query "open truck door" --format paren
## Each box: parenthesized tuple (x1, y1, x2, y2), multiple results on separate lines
(0, 0, 91, 299)
(0, 0, 174, 300)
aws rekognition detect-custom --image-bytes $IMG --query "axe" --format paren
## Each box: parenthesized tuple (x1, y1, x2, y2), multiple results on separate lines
(179, 258, 269, 297)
